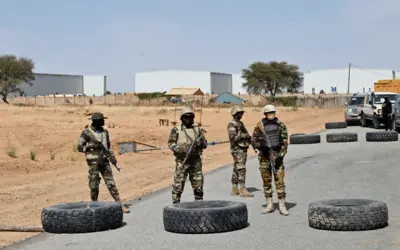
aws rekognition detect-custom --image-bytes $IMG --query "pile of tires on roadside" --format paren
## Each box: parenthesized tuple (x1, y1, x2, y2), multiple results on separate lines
(290, 121, 398, 144)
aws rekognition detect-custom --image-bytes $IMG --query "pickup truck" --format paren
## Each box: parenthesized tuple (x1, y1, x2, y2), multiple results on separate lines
(357, 91, 397, 128)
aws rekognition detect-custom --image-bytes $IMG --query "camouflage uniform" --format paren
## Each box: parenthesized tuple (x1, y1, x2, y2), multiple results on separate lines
(77, 112, 129, 213)
(168, 106, 208, 204)
(252, 105, 289, 215)
(227, 106, 253, 197)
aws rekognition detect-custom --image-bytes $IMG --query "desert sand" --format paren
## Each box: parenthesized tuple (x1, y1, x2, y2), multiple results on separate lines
(0, 104, 345, 246)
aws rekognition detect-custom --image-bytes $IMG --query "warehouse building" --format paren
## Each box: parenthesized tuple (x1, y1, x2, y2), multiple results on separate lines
(134, 70, 233, 94)
(303, 68, 399, 94)
(19, 73, 107, 96)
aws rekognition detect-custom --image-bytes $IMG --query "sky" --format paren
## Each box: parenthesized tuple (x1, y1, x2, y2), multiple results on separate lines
(1, 0, 399, 93)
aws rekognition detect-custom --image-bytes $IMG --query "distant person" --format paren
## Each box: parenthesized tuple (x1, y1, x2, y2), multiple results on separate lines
(227, 106, 253, 198)
(77, 112, 130, 213)
(251, 105, 289, 216)
(382, 97, 393, 131)
(168, 106, 208, 204)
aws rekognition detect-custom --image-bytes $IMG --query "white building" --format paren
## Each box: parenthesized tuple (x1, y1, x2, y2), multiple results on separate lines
(20, 73, 107, 96)
(232, 74, 248, 95)
(303, 68, 398, 94)
(134, 70, 232, 94)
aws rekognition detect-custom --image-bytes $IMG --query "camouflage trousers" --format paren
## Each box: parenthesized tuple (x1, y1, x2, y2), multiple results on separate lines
(87, 160, 121, 202)
(230, 147, 248, 185)
(258, 152, 286, 199)
(172, 158, 204, 204)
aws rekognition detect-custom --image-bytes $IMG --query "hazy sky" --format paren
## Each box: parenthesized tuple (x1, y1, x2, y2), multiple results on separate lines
(1, 0, 399, 92)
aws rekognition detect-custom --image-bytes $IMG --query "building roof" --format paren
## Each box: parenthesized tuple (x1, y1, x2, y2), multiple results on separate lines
(166, 87, 204, 95)
(216, 92, 245, 101)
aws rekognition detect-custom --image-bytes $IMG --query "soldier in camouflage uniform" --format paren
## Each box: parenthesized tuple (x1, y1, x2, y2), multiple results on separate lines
(77, 112, 130, 213)
(168, 106, 208, 204)
(227, 105, 253, 197)
(252, 105, 289, 215)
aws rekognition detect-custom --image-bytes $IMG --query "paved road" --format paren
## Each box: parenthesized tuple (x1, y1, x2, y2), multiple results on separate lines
(5, 126, 400, 250)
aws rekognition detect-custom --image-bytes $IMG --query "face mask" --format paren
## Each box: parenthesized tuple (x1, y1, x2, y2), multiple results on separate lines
(92, 119, 104, 128)
(181, 115, 194, 126)
(235, 112, 244, 120)
(266, 113, 276, 120)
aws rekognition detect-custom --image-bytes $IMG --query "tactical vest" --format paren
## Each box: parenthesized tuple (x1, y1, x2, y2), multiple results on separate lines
(176, 126, 198, 148)
(262, 118, 281, 148)
(85, 126, 108, 161)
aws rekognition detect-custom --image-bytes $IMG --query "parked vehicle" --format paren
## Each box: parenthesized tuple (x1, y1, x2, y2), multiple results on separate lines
(374, 79, 400, 93)
(357, 92, 397, 129)
(169, 97, 185, 104)
(391, 95, 400, 132)
(345, 93, 366, 125)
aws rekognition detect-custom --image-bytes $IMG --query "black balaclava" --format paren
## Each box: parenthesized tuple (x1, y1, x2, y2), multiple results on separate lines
(92, 119, 105, 131)
(181, 114, 195, 128)
(235, 111, 244, 121)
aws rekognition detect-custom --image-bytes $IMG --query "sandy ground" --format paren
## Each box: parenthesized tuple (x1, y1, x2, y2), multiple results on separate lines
(0, 104, 345, 247)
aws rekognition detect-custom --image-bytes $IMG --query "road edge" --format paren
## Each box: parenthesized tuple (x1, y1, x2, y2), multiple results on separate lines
(3, 128, 327, 249)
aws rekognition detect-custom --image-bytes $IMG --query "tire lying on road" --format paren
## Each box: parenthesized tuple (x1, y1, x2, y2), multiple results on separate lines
(290, 134, 321, 144)
(163, 200, 248, 234)
(366, 131, 398, 142)
(41, 201, 123, 233)
(326, 133, 357, 143)
(308, 199, 389, 231)
(325, 122, 347, 129)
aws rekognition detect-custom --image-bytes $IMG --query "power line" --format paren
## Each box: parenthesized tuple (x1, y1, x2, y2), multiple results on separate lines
(350, 64, 394, 78)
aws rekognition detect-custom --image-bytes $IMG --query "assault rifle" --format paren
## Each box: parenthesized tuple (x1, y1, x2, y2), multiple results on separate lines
(85, 130, 121, 172)
(257, 123, 276, 174)
(182, 127, 204, 165)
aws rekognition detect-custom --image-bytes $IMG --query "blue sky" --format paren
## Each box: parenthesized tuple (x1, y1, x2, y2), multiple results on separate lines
(0, 0, 399, 93)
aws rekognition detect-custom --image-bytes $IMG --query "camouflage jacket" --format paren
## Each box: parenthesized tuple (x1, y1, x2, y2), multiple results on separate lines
(168, 124, 207, 159)
(251, 118, 288, 157)
(77, 125, 110, 153)
(227, 119, 251, 149)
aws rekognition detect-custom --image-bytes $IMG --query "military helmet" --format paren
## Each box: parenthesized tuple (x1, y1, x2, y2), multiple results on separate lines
(231, 105, 245, 116)
(180, 106, 195, 118)
(263, 104, 276, 113)
(88, 112, 108, 120)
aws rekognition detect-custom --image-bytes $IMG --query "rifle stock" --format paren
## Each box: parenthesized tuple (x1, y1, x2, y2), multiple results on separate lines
(257, 123, 276, 174)
(85, 130, 121, 172)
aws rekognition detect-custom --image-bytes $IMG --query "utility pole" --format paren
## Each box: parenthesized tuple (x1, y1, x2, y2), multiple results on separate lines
(393, 70, 396, 79)
(347, 63, 351, 94)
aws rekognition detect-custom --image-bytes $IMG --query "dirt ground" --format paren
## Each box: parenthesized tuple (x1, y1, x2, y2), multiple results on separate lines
(0, 104, 345, 246)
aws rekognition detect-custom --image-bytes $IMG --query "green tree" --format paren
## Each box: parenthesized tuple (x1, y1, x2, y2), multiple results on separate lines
(241, 61, 303, 96)
(0, 55, 35, 104)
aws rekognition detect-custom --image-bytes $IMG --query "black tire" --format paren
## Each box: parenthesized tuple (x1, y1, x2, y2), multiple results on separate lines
(326, 133, 357, 143)
(163, 200, 248, 234)
(308, 199, 388, 231)
(325, 122, 347, 129)
(366, 131, 398, 142)
(41, 201, 123, 234)
(360, 113, 367, 127)
(289, 134, 321, 144)
(372, 114, 381, 129)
